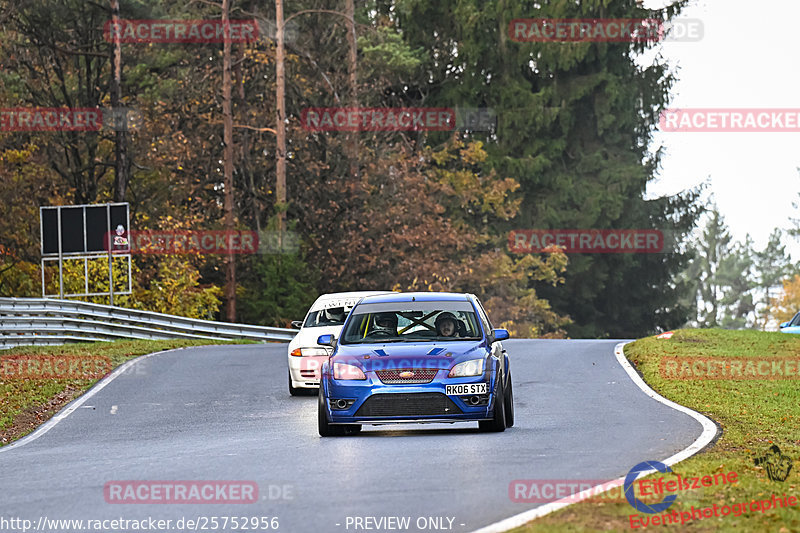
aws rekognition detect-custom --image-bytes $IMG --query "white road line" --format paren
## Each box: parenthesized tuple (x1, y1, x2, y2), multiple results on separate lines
(0, 347, 186, 454)
(470, 341, 718, 533)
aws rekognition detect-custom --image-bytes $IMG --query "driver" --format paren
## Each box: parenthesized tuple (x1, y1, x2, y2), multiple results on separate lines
(435, 312, 459, 338)
(373, 312, 398, 335)
(325, 307, 345, 324)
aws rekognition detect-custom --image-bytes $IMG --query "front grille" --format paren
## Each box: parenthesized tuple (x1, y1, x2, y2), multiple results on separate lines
(355, 393, 462, 417)
(376, 368, 438, 384)
(300, 369, 317, 378)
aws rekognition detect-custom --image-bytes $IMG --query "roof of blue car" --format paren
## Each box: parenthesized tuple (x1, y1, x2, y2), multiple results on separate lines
(358, 292, 471, 304)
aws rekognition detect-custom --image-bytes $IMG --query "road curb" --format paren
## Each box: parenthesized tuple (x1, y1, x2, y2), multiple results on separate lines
(469, 341, 719, 533)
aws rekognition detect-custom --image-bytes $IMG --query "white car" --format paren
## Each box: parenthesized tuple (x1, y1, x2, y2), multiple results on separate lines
(288, 291, 393, 395)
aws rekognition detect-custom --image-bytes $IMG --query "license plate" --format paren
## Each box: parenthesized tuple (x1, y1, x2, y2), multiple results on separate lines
(446, 383, 487, 395)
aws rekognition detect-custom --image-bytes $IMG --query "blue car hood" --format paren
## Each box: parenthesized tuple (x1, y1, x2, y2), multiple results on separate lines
(332, 341, 487, 372)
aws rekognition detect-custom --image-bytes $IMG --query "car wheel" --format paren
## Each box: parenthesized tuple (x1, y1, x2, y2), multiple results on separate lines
(479, 373, 506, 432)
(504, 372, 514, 428)
(318, 386, 346, 437)
(290, 374, 317, 396)
(289, 374, 302, 396)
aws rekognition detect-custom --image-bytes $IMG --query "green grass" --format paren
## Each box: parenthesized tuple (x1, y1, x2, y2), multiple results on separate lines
(513, 329, 800, 532)
(0, 338, 254, 446)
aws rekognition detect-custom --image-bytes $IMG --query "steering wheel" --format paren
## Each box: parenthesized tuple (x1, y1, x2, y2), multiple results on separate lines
(365, 330, 394, 338)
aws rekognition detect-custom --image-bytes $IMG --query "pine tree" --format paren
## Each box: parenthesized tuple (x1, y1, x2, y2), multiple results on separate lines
(390, 0, 699, 337)
(717, 236, 756, 329)
(755, 229, 791, 329)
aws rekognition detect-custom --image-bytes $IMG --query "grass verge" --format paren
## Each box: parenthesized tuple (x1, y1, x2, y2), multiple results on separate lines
(512, 329, 800, 532)
(0, 338, 255, 446)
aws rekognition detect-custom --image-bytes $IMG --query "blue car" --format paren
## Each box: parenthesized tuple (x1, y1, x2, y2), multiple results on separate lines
(779, 311, 800, 333)
(316, 292, 513, 436)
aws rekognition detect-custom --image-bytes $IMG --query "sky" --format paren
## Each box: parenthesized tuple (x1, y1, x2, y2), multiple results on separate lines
(642, 0, 800, 260)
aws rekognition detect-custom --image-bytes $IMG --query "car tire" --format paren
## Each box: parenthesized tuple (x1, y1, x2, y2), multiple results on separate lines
(289, 374, 302, 396)
(318, 386, 346, 437)
(290, 374, 317, 396)
(479, 373, 506, 432)
(504, 372, 514, 428)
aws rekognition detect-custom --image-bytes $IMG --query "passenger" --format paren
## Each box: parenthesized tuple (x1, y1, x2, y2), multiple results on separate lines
(435, 312, 459, 338)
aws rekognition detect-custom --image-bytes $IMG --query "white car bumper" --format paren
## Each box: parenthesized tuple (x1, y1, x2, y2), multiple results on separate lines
(287, 355, 327, 388)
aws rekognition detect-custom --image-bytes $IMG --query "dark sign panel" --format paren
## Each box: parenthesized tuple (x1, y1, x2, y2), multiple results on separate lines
(41, 208, 59, 255)
(41, 203, 129, 256)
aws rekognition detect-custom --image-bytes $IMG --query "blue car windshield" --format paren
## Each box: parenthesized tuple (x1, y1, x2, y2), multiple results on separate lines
(340, 301, 482, 344)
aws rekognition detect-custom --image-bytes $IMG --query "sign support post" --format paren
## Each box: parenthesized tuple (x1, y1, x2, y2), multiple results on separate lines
(106, 205, 114, 305)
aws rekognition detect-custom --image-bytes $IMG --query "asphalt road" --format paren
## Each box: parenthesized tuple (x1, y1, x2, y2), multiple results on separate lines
(0, 340, 705, 533)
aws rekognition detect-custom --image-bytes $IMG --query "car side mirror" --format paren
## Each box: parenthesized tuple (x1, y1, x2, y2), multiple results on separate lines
(291, 320, 303, 329)
(780, 321, 790, 329)
(491, 329, 509, 342)
(317, 334, 336, 347)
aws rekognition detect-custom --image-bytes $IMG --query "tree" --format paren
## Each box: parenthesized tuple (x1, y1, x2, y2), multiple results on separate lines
(770, 275, 800, 325)
(237, 251, 319, 327)
(717, 236, 757, 329)
(687, 207, 733, 327)
(109, 0, 131, 202)
(681, 209, 778, 330)
(376, 0, 699, 337)
(790, 167, 800, 239)
(1, 0, 602, 335)
(308, 136, 570, 336)
(222, 0, 237, 321)
(2, 0, 113, 203)
(754, 229, 791, 329)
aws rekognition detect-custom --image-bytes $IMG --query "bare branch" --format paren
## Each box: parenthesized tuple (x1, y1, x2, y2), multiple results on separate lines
(234, 124, 277, 134)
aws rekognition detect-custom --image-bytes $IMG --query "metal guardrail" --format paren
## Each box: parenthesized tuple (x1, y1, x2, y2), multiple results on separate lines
(0, 298, 297, 348)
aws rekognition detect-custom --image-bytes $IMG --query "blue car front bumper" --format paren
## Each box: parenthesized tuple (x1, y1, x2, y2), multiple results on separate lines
(322, 370, 499, 425)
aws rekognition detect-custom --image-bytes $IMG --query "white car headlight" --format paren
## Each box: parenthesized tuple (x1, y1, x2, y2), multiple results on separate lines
(448, 359, 485, 378)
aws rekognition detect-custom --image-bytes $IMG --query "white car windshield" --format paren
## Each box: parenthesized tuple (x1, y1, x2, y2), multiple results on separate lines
(303, 306, 352, 327)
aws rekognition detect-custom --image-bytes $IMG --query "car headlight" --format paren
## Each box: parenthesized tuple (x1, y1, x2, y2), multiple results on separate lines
(290, 347, 331, 357)
(448, 359, 485, 378)
(333, 363, 366, 380)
